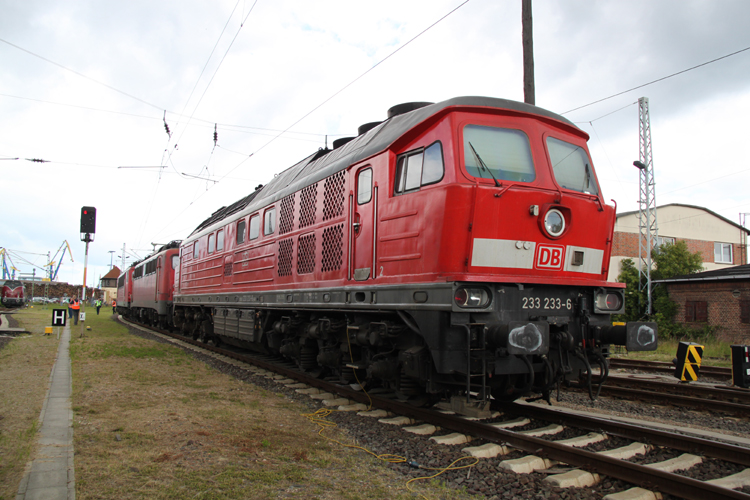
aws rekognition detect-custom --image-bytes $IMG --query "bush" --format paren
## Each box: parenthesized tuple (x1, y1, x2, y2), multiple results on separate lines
(616, 241, 705, 340)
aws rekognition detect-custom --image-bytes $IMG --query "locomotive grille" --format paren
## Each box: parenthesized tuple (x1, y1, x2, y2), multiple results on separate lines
(297, 233, 316, 274)
(279, 194, 295, 235)
(299, 183, 318, 228)
(322, 223, 344, 272)
(323, 171, 345, 221)
(224, 263, 232, 276)
(278, 238, 294, 277)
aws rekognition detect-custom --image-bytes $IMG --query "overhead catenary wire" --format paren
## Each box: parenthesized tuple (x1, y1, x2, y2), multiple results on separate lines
(215, 0, 473, 185)
(149, 0, 473, 242)
(0, 36, 163, 112)
(0, 91, 343, 139)
(562, 45, 750, 115)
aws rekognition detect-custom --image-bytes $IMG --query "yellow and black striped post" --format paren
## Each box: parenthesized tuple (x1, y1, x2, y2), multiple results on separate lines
(673, 341, 704, 382)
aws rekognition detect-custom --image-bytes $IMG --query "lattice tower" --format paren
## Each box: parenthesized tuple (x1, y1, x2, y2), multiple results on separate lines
(638, 97, 658, 315)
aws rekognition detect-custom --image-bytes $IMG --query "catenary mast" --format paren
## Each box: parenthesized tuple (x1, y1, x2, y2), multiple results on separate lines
(637, 97, 658, 316)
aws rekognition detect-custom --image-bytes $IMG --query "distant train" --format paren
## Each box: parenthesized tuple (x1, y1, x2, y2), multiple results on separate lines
(118, 96, 657, 409)
(1, 280, 26, 308)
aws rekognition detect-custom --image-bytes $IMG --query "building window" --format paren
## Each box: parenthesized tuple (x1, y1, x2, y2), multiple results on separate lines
(685, 301, 707, 322)
(741, 300, 750, 324)
(656, 236, 675, 248)
(714, 242, 733, 264)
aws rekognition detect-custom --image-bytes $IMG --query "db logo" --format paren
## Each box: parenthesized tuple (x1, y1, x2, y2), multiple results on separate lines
(535, 245, 565, 270)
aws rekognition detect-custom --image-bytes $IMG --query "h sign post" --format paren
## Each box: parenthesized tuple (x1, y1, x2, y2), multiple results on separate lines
(52, 309, 67, 339)
(52, 309, 67, 327)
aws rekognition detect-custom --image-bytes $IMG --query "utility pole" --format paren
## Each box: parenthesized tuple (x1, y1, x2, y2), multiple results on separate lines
(109, 250, 115, 269)
(522, 0, 535, 105)
(635, 97, 658, 316)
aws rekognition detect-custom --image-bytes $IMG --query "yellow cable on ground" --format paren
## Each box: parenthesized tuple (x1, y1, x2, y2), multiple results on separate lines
(301, 406, 479, 500)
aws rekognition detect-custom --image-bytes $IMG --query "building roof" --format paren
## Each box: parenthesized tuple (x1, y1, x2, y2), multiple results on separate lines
(101, 267, 121, 280)
(655, 263, 750, 284)
(617, 203, 750, 234)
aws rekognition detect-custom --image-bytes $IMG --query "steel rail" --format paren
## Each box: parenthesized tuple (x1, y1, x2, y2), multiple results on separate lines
(600, 375, 750, 402)
(610, 358, 732, 378)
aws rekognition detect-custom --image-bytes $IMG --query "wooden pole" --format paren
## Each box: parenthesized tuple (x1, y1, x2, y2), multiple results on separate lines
(522, 0, 535, 105)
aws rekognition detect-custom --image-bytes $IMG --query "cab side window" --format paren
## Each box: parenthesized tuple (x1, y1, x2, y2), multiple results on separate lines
(394, 141, 444, 194)
(249, 214, 260, 240)
(264, 208, 276, 235)
(216, 229, 224, 251)
(357, 168, 372, 204)
(236, 219, 246, 244)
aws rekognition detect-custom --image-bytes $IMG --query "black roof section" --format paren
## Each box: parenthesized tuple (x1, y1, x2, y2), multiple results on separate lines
(617, 203, 750, 234)
(656, 263, 750, 284)
(186, 96, 583, 241)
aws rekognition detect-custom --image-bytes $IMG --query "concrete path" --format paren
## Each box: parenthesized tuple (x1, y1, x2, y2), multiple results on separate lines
(16, 323, 75, 500)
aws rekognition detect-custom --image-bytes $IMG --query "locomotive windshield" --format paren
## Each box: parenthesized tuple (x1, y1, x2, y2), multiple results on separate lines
(463, 124, 535, 183)
(546, 137, 599, 195)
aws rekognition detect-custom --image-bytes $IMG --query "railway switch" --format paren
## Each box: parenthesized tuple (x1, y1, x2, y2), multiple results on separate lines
(731, 345, 750, 389)
(673, 341, 703, 382)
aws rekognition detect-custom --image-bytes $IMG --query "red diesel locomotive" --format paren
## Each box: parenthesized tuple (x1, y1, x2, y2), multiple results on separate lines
(125, 97, 657, 408)
(1, 280, 26, 308)
(116, 242, 180, 327)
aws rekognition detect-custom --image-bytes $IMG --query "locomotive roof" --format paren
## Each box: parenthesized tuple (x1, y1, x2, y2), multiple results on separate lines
(187, 96, 582, 241)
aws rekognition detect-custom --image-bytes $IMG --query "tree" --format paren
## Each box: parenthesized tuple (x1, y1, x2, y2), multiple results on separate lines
(616, 240, 704, 324)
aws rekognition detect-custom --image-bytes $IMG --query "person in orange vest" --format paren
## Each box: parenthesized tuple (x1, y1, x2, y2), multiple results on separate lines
(112, 299, 117, 315)
(71, 298, 81, 325)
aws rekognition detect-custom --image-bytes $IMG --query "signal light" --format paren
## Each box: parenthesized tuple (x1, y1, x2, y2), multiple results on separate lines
(81, 206, 97, 234)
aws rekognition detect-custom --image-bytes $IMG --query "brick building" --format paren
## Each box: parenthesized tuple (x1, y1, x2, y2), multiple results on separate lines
(656, 265, 750, 344)
(608, 204, 749, 282)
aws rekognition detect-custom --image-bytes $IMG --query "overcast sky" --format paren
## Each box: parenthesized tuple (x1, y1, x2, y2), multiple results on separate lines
(2, 0, 749, 287)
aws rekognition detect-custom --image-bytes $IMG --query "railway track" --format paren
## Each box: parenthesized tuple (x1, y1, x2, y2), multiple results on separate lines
(569, 374, 750, 417)
(610, 358, 732, 379)
(121, 318, 750, 499)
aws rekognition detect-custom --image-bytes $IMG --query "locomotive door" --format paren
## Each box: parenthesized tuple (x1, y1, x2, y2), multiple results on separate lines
(351, 166, 376, 281)
(154, 257, 160, 303)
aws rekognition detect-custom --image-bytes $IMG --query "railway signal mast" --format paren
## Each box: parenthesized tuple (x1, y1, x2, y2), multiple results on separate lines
(80, 206, 97, 299)
(634, 97, 658, 316)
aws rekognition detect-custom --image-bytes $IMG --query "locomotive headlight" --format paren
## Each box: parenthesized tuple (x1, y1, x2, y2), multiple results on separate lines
(454, 287, 490, 308)
(544, 209, 565, 237)
(594, 290, 624, 313)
